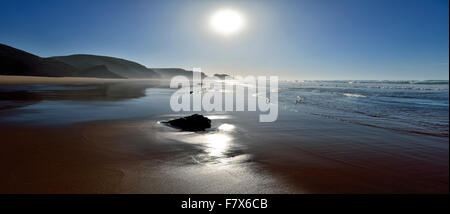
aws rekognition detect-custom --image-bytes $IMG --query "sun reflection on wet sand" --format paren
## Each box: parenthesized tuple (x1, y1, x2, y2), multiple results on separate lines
(137, 118, 299, 193)
(178, 132, 234, 161)
(202, 133, 231, 157)
(156, 118, 243, 164)
(218, 123, 235, 132)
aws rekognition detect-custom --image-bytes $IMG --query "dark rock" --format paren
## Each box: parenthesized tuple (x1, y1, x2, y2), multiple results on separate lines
(213, 73, 231, 80)
(165, 114, 211, 131)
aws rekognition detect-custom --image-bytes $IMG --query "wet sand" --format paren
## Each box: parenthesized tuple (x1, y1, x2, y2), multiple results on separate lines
(0, 115, 447, 193)
(0, 120, 296, 193)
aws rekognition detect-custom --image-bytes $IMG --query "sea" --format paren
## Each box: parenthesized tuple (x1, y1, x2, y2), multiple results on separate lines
(278, 80, 449, 138)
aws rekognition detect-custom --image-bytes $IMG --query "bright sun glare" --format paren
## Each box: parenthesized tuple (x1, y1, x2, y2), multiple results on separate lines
(210, 9, 245, 36)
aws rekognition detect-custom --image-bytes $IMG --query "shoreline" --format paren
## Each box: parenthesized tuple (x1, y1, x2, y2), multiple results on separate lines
(0, 75, 164, 85)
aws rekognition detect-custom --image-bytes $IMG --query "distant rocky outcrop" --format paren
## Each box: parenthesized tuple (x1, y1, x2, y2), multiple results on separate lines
(164, 114, 211, 131)
(153, 68, 207, 79)
(214, 74, 231, 80)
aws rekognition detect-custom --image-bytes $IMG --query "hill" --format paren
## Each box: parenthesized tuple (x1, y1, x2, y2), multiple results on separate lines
(0, 44, 81, 77)
(50, 55, 159, 78)
(1, 43, 204, 79)
(79, 65, 123, 79)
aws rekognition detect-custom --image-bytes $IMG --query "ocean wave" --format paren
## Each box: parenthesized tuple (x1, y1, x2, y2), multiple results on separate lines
(284, 80, 449, 84)
(282, 87, 368, 98)
(309, 112, 448, 138)
(409, 80, 449, 85)
(286, 85, 448, 91)
(328, 80, 448, 85)
(342, 93, 366, 98)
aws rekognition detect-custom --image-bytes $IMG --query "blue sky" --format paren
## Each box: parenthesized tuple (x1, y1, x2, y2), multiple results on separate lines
(0, 0, 448, 80)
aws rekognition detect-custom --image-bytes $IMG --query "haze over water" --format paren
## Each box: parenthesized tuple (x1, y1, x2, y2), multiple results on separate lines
(1, 80, 448, 138)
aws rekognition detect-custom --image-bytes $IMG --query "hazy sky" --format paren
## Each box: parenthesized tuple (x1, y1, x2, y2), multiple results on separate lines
(1, 0, 448, 80)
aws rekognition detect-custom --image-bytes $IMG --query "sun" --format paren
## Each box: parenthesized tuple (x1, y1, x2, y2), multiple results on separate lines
(210, 9, 245, 36)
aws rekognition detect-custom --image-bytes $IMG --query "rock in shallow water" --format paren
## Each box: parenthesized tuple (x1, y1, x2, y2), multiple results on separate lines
(165, 114, 211, 131)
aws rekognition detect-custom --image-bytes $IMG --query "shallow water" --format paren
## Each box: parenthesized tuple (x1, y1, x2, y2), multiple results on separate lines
(0, 84, 173, 124)
(2, 81, 448, 137)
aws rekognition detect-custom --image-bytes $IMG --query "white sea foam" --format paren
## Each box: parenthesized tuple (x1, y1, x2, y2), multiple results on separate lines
(342, 93, 366, 98)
